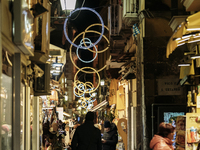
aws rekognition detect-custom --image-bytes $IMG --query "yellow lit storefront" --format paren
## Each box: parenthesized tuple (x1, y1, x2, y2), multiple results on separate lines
(166, 10, 200, 149)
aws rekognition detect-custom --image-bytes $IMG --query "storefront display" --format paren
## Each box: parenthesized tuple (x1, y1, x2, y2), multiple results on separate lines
(20, 83, 25, 150)
(1, 74, 12, 150)
(186, 113, 200, 149)
(1, 49, 13, 150)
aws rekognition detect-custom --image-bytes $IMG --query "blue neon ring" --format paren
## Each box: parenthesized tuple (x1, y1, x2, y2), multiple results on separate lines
(63, 7, 104, 49)
(76, 38, 98, 63)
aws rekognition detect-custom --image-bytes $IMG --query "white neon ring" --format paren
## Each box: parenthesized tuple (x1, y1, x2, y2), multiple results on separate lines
(76, 38, 98, 63)
(73, 84, 85, 97)
(73, 81, 86, 97)
(63, 7, 104, 49)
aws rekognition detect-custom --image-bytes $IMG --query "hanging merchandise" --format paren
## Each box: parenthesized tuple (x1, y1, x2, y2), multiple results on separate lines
(109, 79, 118, 105)
(132, 23, 140, 39)
(50, 89, 58, 101)
(116, 86, 125, 110)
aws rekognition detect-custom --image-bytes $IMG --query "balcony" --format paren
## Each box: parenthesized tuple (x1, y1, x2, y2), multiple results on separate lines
(123, 0, 139, 26)
(183, 0, 200, 11)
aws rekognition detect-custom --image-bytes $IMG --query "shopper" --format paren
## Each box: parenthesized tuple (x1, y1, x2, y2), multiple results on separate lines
(70, 123, 80, 141)
(71, 111, 102, 150)
(102, 120, 118, 150)
(150, 122, 175, 150)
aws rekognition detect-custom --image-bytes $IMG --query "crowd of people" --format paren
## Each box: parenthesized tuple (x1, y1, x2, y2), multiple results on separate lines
(42, 111, 119, 150)
(43, 111, 184, 150)
(43, 109, 191, 150)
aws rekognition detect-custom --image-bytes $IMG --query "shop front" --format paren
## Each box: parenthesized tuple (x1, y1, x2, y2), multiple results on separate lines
(91, 78, 137, 150)
(166, 9, 200, 149)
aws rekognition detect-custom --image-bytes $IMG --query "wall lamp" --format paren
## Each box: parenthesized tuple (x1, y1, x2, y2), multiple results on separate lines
(191, 54, 200, 59)
(60, 0, 76, 11)
(52, 63, 63, 67)
(178, 63, 191, 67)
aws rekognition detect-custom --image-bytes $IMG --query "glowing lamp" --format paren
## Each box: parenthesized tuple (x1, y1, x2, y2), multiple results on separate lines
(100, 79, 105, 86)
(52, 63, 63, 67)
(60, 0, 76, 11)
(191, 54, 200, 59)
(178, 63, 191, 67)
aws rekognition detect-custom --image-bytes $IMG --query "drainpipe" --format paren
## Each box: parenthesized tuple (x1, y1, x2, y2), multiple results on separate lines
(128, 81, 132, 150)
(138, 0, 148, 147)
(140, 24, 148, 150)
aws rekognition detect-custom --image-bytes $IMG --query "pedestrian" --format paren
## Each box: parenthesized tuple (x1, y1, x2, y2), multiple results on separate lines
(102, 120, 118, 150)
(150, 122, 175, 150)
(71, 111, 102, 150)
(70, 123, 80, 141)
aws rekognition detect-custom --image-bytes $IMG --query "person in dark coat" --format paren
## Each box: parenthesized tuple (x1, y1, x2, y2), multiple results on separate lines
(71, 111, 102, 150)
(102, 120, 118, 150)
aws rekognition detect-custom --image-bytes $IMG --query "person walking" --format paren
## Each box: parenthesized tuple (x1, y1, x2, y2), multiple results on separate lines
(102, 120, 118, 150)
(71, 111, 102, 150)
(150, 122, 175, 150)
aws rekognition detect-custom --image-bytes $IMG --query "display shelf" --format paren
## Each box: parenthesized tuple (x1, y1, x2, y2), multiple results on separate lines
(186, 113, 200, 149)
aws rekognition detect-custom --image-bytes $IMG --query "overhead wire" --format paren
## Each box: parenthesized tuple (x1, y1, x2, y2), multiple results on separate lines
(70, 0, 86, 20)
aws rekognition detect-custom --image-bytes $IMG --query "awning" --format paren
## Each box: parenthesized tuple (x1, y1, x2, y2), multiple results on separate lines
(63, 112, 71, 117)
(166, 11, 200, 58)
(90, 100, 108, 112)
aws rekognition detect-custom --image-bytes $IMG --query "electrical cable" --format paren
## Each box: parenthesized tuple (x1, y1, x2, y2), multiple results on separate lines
(71, 0, 85, 20)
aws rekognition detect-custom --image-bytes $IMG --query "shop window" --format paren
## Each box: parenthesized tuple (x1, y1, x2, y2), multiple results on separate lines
(1, 49, 13, 150)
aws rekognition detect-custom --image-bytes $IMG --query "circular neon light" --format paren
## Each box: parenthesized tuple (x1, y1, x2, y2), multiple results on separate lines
(73, 83, 85, 97)
(74, 67, 100, 94)
(74, 81, 95, 96)
(63, 7, 104, 49)
(73, 81, 86, 97)
(70, 30, 112, 73)
(82, 24, 110, 53)
(76, 38, 98, 63)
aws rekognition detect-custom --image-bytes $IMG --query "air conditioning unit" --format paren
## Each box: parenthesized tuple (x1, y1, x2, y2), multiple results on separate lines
(34, 63, 51, 96)
(123, 0, 139, 26)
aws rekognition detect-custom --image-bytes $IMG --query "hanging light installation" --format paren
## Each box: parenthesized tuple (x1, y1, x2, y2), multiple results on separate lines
(63, 7, 110, 111)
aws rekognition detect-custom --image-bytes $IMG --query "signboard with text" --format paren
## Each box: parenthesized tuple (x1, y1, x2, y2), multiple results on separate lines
(157, 78, 183, 95)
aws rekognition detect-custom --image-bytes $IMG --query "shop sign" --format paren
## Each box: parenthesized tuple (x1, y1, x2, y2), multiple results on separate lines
(157, 78, 183, 95)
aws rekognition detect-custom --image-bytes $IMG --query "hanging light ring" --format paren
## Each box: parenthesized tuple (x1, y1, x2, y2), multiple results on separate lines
(82, 23, 110, 53)
(74, 67, 100, 93)
(63, 7, 104, 49)
(73, 80, 86, 97)
(73, 82, 85, 97)
(76, 38, 98, 63)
